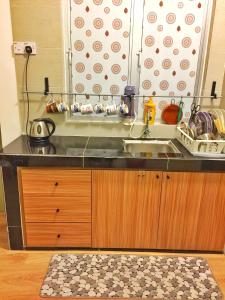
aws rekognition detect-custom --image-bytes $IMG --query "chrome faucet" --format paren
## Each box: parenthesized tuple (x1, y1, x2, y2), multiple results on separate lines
(142, 111, 152, 138)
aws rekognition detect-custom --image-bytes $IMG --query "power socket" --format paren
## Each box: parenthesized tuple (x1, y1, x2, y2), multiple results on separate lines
(13, 42, 37, 55)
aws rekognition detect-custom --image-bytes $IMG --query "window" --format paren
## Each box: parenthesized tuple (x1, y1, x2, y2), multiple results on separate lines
(65, 0, 213, 122)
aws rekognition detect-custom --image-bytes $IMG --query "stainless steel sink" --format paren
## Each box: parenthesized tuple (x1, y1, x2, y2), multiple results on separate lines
(123, 139, 181, 154)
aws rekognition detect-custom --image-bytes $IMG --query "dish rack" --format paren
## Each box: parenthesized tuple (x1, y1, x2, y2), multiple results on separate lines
(176, 126, 225, 157)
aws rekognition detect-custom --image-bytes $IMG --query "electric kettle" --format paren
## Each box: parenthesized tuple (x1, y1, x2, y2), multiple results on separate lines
(29, 118, 56, 142)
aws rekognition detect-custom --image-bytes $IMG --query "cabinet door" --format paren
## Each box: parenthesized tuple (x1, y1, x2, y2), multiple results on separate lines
(92, 170, 162, 249)
(157, 172, 225, 251)
(195, 173, 225, 250)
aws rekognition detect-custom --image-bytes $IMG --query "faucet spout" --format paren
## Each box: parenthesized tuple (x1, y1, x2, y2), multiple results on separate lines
(141, 111, 152, 138)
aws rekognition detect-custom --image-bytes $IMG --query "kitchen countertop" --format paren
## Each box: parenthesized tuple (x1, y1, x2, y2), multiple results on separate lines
(1, 135, 225, 250)
(1, 135, 225, 172)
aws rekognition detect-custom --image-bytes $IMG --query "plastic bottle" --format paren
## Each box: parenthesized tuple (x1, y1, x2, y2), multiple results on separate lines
(143, 97, 156, 125)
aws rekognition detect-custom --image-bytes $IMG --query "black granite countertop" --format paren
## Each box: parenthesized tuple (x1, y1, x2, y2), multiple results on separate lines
(1, 135, 225, 172)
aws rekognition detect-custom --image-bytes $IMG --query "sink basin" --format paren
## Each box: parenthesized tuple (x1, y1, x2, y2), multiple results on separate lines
(123, 139, 181, 154)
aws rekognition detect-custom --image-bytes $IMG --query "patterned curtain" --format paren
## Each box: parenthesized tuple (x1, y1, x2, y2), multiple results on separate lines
(71, 0, 132, 99)
(70, 0, 209, 121)
(139, 0, 207, 120)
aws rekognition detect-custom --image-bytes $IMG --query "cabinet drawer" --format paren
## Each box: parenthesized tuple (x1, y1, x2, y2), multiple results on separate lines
(23, 196, 91, 223)
(25, 223, 91, 247)
(19, 168, 91, 197)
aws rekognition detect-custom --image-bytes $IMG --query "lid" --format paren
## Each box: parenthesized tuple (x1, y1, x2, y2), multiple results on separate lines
(124, 85, 136, 96)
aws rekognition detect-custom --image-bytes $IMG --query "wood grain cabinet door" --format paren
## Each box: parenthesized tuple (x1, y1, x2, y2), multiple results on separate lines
(195, 173, 225, 251)
(92, 170, 162, 249)
(157, 172, 225, 251)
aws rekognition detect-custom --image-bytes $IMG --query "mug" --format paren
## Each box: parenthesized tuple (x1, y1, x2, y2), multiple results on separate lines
(71, 103, 81, 113)
(119, 103, 129, 115)
(46, 99, 58, 113)
(106, 104, 117, 115)
(57, 101, 69, 112)
(80, 103, 93, 114)
(94, 103, 105, 114)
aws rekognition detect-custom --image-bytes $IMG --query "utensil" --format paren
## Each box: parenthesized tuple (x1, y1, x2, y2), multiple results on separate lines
(214, 119, 225, 137)
(105, 104, 117, 115)
(189, 102, 200, 126)
(193, 111, 214, 137)
(80, 104, 93, 114)
(46, 99, 58, 113)
(71, 102, 81, 113)
(191, 102, 201, 115)
(209, 109, 225, 135)
(56, 101, 69, 112)
(197, 133, 216, 140)
(202, 112, 213, 133)
(29, 118, 56, 143)
(177, 98, 184, 122)
(94, 103, 105, 114)
(162, 99, 180, 125)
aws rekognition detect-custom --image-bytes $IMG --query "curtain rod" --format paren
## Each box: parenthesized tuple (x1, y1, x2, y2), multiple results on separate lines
(22, 91, 221, 99)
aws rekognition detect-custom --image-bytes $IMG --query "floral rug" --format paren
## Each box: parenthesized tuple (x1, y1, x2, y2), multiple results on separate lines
(40, 254, 223, 299)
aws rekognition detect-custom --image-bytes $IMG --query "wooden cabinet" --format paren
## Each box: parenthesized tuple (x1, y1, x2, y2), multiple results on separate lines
(195, 173, 225, 250)
(92, 170, 162, 249)
(19, 168, 92, 248)
(26, 223, 91, 247)
(157, 172, 225, 251)
(20, 169, 91, 197)
(18, 167, 225, 251)
(22, 196, 91, 223)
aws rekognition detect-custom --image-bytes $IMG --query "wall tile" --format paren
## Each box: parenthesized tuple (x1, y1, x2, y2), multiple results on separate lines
(10, 0, 63, 48)
(14, 48, 64, 91)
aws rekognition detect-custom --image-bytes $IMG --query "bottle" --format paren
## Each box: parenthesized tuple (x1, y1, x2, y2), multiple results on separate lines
(121, 85, 136, 118)
(144, 97, 156, 125)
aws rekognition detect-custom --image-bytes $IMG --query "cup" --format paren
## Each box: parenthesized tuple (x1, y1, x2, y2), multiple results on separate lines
(57, 101, 69, 112)
(80, 103, 93, 114)
(46, 99, 58, 113)
(94, 103, 105, 114)
(71, 103, 81, 113)
(106, 104, 117, 115)
(119, 103, 129, 115)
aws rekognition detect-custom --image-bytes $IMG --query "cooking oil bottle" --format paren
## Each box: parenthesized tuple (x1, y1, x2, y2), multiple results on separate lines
(143, 97, 156, 125)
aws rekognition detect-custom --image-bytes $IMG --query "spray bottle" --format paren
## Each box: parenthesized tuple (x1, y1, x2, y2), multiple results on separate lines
(144, 97, 156, 125)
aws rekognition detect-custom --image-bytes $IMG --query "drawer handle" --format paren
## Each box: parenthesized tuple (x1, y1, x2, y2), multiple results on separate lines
(54, 182, 59, 186)
(156, 175, 160, 179)
(57, 234, 61, 239)
(166, 175, 170, 180)
(56, 208, 60, 213)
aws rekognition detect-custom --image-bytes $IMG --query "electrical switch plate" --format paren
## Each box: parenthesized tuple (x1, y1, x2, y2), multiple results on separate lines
(13, 42, 37, 55)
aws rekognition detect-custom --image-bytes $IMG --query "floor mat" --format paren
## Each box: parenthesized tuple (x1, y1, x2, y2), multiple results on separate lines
(40, 254, 223, 299)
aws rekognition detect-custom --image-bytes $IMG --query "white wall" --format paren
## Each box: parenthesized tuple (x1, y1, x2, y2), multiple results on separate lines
(0, 0, 21, 147)
(202, 0, 225, 107)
